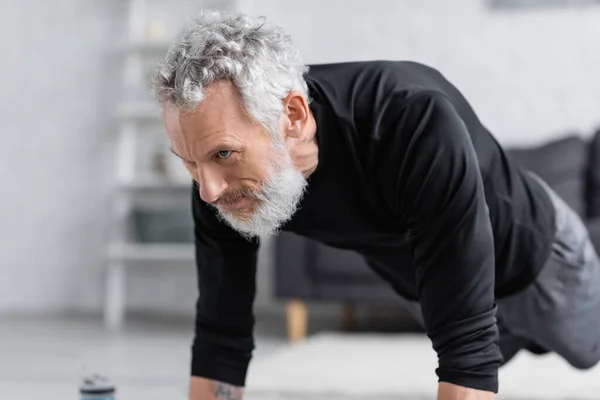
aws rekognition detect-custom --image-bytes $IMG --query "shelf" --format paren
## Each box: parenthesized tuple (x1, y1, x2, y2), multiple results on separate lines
(109, 243, 194, 262)
(118, 178, 192, 192)
(115, 178, 194, 209)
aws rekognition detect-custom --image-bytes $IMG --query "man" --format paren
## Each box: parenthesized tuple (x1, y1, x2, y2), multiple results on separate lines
(151, 9, 600, 400)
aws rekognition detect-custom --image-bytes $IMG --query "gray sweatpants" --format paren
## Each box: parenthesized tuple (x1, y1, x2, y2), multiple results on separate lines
(396, 174, 600, 369)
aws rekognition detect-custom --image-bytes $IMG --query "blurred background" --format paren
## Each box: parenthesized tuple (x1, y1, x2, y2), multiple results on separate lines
(1, 0, 600, 398)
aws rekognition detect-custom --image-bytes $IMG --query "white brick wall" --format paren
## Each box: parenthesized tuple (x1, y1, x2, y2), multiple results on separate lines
(1, 0, 599, 314)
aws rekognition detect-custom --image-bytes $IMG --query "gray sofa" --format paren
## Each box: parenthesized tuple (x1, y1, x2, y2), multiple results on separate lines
(274, 130, 600, 340)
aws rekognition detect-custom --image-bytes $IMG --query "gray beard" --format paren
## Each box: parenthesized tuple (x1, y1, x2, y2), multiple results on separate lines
(214, 147, 308, 239)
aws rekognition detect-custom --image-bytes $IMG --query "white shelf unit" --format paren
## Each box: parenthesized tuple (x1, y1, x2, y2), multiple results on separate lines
(109, 243, 195, 263)
(105, 0, 196, 331)
(107, 0, 251, 331)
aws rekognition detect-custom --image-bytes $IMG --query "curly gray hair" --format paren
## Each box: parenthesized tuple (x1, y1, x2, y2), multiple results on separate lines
(152, 9, 310, 136)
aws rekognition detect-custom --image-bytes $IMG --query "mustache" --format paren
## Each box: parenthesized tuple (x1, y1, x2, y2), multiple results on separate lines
(213, 187, 259, 206)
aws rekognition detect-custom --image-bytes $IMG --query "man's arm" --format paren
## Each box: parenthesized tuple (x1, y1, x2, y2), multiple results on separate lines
(390, 91, 502, 397)
(189, 183, 259, 400)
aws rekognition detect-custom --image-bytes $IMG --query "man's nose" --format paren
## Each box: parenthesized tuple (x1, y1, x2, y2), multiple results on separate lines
(197, 167, 228, 204)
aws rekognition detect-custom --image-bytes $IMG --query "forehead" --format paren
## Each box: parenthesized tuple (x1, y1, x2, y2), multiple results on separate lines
(162, 81, 251, 151)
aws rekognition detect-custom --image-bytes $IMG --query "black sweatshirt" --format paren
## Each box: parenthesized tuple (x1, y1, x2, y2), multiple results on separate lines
(190, 60, 556, 393)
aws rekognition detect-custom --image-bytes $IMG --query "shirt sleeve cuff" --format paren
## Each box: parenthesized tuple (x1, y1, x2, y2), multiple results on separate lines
(437, 367, 499, 393)
(191, 339, 253, 387)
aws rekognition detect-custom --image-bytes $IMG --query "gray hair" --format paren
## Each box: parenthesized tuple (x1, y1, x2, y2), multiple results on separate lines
(152, 9, 310, 136)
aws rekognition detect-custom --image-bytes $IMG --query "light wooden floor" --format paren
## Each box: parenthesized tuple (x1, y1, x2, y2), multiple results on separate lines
(5, 312, 594, 399)
(0, 307, 421, 399)
(0, 314, 291, 399)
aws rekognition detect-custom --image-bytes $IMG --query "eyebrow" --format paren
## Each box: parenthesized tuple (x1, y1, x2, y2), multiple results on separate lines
(170, 140, 245, 161)
(170, 148, 189, 161)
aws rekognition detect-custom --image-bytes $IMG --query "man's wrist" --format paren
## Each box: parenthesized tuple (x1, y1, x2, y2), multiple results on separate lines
(438, 382, 495, 400)
(189, 376, 245, 400)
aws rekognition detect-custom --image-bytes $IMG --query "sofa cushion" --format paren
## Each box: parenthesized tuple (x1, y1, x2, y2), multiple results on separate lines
(506, 135, 587, 217)
(587, 129, 600, 217)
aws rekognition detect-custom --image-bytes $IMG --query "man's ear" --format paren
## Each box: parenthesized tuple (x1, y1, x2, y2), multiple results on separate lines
(282, 91, 310, 139)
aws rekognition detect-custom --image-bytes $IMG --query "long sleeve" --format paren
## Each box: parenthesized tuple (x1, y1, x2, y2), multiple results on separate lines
(393, 92, 503, 392)
(190, 183, 260, 386)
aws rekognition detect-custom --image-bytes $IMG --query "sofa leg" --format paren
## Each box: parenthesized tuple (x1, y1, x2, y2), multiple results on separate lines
(286, 300, 308, 342)
(341, 303, 358, 331)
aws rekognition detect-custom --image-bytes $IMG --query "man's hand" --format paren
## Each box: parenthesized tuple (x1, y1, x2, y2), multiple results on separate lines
(189, 376, 244, 400)
(438, 382, 495, 400)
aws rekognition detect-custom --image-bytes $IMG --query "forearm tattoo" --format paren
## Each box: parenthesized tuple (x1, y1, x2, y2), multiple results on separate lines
(213, 381, 244, 400)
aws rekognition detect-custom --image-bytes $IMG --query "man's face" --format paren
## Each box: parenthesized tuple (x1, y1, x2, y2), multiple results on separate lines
(162, 80, 307, 238)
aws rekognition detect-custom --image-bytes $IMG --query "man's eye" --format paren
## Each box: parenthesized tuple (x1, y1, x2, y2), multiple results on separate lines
(216, 150, 232, 159)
